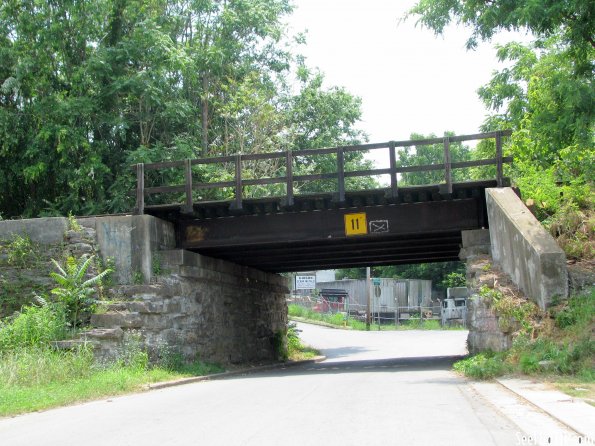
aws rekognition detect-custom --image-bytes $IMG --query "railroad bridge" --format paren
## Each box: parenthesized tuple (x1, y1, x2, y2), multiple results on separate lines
(1, 130, 567, 364)
(134, 131, 512, 272)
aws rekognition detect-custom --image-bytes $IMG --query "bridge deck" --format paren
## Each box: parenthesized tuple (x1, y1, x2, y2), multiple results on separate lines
(145, 180, 505, 272)
(134, 131, 512, 272)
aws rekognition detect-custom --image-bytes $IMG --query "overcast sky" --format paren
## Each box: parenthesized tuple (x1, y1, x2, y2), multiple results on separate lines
(286, 0, 528, 167)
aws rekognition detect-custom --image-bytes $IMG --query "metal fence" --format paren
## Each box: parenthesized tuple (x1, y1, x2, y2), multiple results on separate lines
(287, 297, 466, 327)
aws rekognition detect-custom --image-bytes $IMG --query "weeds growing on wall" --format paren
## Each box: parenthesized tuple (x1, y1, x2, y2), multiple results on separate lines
(50, 255, 112, 330)
(1, 235, 37, 269)
(455, 287, 595, 381)
(0, 297, 67, 351)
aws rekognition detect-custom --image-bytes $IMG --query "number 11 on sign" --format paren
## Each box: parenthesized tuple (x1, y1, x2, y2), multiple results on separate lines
(344, 213, 367, 236)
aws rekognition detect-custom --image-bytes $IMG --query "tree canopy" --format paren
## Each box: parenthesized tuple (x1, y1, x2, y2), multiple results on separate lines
(0, 0, 370, 218)
(408, 0, 594, 225)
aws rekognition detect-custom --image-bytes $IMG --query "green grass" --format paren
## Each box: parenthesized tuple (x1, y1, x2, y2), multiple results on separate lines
(287, 323, 320, 361)
(288, 304, 462, 331)
(0, 346, 223, 417)
(454, 286, 595, 382)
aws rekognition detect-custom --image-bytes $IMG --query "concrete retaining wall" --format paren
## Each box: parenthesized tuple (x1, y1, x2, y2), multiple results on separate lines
(486, 188, 567, 309)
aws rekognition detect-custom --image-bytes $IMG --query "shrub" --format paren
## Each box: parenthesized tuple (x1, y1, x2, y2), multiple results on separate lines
(0, 299, 67, 351)
(50, 255, 112, 329)
(4, 235, 36, 268)
(453, 353, 508, 379)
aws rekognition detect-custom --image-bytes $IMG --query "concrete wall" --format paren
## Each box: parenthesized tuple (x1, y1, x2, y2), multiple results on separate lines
(486, 188, 567, 309)
(77, 215, 176, 285)
(0, 217, 68, 244)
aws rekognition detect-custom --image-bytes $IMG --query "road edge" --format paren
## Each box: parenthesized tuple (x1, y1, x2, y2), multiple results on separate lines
(147, 355, 327, 391)
(494, 378, 594, 440)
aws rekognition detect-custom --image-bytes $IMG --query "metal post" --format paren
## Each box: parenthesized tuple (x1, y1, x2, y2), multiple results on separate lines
(234, 154, 242, 210)
(135, 163, 145, 215)
(366, 267, 371, 331)
(495, 131, 503, 187)
(443, 135, 452, 194)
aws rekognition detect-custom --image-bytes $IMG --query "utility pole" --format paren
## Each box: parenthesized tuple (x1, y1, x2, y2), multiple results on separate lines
(366, 267, 371, 331)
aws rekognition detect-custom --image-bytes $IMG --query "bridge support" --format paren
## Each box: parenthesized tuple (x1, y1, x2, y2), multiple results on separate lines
(88, 215, 289, 364)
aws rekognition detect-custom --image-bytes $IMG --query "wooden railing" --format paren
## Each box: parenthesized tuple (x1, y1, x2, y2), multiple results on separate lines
(133, 130, 512, 214)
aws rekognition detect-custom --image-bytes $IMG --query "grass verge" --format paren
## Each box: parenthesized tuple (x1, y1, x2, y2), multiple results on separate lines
(453, 286, 594, 397)
(0, 346, 223, 417)
(287, 323, 320, 361)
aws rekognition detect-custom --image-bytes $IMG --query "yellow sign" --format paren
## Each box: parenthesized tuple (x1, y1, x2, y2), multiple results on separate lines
(344, 213, 367, 236)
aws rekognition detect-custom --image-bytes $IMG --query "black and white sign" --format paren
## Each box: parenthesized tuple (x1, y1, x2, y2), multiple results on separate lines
(295, 275, 316, 290)
(369, 220, 389, 233)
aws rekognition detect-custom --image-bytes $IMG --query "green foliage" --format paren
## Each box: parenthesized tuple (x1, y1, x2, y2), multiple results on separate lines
(453, 352, 508, 379)
(0, 345, 223, 416)
(455, 287, 595, 380)
(288, 304, 454, 331)
(272, 329, 288, 361)
(286, 322, 319, 361)
(67, 213, 83, 232)
(0, 0, 373, 218)
(151, 253, 162, 276)
(337, 261, 466, 291)
(3, 235, 36, 268)
(407, 0, 595, 66)
(50, 256, 112, 330)
(479, 285, 538, 334)
(396, 132, 472, 186)
(132, 271, 144, 285)
(442, 272, 466, 289)
(553, 287, 595, 330)
(0, 298, 67, 351)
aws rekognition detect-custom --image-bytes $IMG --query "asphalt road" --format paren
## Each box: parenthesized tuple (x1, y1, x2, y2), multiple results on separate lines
(0, 324, 556, 446)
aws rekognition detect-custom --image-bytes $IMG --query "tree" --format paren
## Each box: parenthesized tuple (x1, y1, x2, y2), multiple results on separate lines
(408, 1, 594, 226)
(396, 132, 472, 186)
(336, 262, 466, 291)
(407, 0, 594, 72)
(1, 0, 374, 218)
(286, 68, 375, 194)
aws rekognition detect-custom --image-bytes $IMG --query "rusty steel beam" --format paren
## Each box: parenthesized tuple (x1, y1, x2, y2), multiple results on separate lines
(179, 198, 480, 249)
(176, 197, 483, 272)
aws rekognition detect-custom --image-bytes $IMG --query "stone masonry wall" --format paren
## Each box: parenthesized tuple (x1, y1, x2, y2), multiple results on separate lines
(91, 249, 289, 364)
(465, 255, 513, 354)
(1, 215, 289, 365)
(0, 217, 100, 316)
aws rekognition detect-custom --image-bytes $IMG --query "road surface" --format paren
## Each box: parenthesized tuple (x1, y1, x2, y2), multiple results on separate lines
(0, 323, 574, 445)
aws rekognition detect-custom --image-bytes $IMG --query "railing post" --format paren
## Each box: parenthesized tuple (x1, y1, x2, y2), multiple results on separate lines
(495, 130, 503, 187)
(388, 141, 398, 200)
(183, 159, 193, 213)
(234, 154, 243, 210)
(336, 147, 345, 203)
(285, 150, 294, 207)
(443, 136, 452, 194)
(135, 163, 145, 215)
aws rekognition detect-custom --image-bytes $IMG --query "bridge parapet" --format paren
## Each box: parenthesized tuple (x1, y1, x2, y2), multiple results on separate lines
(133, 130, 512, 217)
(486, 188, 567, 309)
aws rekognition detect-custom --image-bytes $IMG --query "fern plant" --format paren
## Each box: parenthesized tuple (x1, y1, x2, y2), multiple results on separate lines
(50, 256, 112, 330)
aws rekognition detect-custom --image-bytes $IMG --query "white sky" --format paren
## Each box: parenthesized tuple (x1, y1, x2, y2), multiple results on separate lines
(286, 0, 529, 167)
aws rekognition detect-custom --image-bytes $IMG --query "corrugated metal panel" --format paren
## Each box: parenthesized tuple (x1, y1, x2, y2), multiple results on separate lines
(316, 278, 432, 310)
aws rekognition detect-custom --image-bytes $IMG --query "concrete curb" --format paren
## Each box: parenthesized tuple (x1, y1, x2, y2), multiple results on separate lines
(289, 317, 352, 329)
(495, 378, 595, 440)
(147, 356, 327, 391)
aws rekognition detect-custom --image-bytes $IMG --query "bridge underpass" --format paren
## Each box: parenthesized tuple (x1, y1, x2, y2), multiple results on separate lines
(147, 180, 501, 272)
